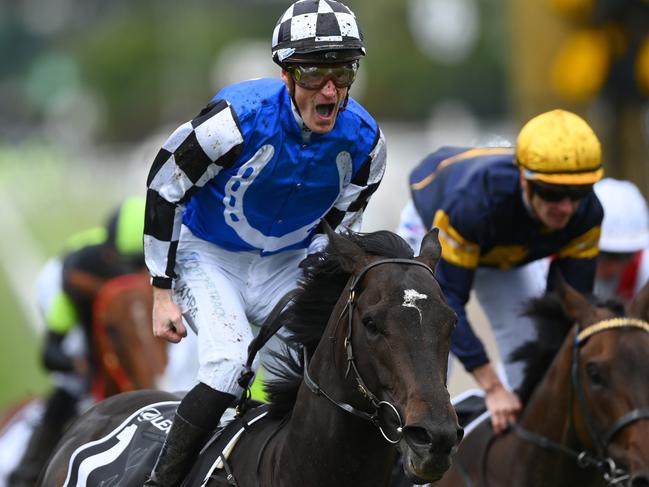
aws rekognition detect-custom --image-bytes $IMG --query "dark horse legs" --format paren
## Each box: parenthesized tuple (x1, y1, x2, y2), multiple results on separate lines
(8, 388, 77, 487)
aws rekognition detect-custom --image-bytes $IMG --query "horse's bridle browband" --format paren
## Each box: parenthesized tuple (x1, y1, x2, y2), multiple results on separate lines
(575, 317, 649, 344)
(511, 317, 649, 486)
(303, 257, 436, 444)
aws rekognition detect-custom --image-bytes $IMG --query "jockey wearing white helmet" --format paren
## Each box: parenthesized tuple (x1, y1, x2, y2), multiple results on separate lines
(594, 178, 649, 300)
(143, 2, 386, 485)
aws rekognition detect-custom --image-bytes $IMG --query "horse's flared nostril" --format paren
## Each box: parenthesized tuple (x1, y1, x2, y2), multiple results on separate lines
(402, 425, 430, 449)
(631, 474, 649, 487)
(402, 424, 460, 455)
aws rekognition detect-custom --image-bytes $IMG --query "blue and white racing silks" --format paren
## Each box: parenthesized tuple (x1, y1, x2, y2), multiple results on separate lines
(144, 78, 386, 289)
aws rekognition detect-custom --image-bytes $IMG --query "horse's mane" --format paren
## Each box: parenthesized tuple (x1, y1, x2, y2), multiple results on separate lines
(264, 229, 415, 418)
(511, 294, 624, 404)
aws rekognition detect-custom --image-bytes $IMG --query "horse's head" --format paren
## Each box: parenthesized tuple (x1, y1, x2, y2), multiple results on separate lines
(92, 274, 167, 398)
(325, 226, 462, 483)
(557, 277, 649, 486)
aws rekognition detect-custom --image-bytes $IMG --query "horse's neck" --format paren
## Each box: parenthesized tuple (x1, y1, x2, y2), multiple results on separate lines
(520, 336, 574, 439)
(511, 332, 598, 487)
(271, 331, 395, 486)
(276, 387, 395, 487)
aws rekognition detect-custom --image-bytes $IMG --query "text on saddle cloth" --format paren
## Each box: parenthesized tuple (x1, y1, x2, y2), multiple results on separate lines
(62, 401, 178, 487)
(61, 401, 271, 487)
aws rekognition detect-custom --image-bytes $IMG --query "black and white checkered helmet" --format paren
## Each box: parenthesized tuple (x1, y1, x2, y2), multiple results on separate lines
(271, 0, 365, 65)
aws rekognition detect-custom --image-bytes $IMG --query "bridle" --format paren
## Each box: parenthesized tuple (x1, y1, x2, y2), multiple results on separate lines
(511, 317, 649, 486)
(303, 257, 436, 444)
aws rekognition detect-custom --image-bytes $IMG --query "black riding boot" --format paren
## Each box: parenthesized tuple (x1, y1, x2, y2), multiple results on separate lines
(8, 388, 78, 487)
(144, 385, 235, 487)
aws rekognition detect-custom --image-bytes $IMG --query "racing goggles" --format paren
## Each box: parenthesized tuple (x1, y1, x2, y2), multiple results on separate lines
(529, 181, 592, 202)
(287, 63, 358, 90)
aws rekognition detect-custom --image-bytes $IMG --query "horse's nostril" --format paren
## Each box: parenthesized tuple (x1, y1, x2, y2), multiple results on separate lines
(631, 475, 649, 487)
(402, 424, 459, 455)
(403, 426, 431, 448)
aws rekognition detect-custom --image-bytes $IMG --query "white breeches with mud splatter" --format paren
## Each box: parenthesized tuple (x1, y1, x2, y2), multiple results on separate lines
(170, 225, 305, 396)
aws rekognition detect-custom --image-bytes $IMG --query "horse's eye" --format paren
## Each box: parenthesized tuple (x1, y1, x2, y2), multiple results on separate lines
(586, 362, 605, 387)
(362, 316, 380, 336)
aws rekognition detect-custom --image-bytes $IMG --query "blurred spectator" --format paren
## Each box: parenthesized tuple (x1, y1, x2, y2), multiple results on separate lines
(8, 196, 145, 487)
(593, 178, 649, 301)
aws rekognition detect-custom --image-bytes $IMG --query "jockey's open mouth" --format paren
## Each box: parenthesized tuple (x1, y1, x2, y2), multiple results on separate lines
(315, 102, 336, 118)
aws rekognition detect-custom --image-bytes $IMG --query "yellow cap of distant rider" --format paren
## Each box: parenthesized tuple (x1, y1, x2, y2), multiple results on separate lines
(515, 109, 604, 185)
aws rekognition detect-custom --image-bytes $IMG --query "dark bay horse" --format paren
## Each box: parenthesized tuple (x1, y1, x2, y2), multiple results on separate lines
(40, 227, 462, 487)
(435, 277, 649, 487)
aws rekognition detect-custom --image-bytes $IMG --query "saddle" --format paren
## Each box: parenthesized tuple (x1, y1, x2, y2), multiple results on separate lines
(62, 401, 270, 487)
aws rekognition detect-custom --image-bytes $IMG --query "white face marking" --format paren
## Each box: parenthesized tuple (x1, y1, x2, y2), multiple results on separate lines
(402, 289, 428, 324)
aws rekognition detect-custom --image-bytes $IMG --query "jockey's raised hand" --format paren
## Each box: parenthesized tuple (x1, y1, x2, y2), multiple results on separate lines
(152, 287, 186, 343)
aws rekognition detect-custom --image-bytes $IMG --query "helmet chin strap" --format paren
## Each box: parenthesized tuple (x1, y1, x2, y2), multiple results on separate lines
(286, 76, 303, 119)
(521, 178, 539, 220)
(339, 91, 350, 112)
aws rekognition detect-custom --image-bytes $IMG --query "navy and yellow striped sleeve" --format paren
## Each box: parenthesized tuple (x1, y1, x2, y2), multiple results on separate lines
(432, 206, 491, 371)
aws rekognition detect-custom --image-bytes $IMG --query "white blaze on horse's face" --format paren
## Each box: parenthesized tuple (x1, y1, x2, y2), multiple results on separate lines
(402, 289, 428, 324)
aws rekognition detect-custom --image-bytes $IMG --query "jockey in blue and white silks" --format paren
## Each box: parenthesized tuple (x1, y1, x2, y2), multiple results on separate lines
(143, 3, 386, 484)
(145, 77, 384, 281)
(146, 78, 385, 394)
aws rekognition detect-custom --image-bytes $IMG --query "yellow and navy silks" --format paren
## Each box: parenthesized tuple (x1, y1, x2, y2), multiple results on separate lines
(409, 147, 603, 371)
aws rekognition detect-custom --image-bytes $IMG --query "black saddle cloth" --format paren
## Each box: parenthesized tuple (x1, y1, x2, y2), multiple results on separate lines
(63, 401, 178, 486)
(62, 401, 270, 487)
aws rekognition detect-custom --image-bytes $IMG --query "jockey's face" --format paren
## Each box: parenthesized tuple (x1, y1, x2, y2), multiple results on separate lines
(521, 177, 582, 230)
(281, 67, 349, 134)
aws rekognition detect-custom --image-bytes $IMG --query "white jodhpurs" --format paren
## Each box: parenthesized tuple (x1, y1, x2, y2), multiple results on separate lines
(472, 258, 550, 391)
(168, 225, 305, 396)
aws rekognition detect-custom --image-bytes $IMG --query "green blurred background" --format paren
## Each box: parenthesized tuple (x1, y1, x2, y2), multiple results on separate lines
(2, 0, 648, 409)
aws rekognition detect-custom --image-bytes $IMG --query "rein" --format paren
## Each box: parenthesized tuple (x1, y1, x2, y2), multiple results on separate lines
(303, 257, 435, 444)
(510, 317, 649, 486)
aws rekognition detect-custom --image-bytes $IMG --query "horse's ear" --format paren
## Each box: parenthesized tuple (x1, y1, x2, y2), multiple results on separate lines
(556, 273, 598, 329)
(416, 227, 441, 270)
(627, 279, 649, 320)
(322, 221, 368, 273)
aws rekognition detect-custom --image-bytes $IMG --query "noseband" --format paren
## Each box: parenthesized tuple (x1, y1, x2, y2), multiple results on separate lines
(512, 317, 649, 485)
(303, 258, 436, 444)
